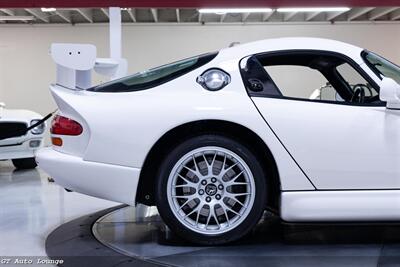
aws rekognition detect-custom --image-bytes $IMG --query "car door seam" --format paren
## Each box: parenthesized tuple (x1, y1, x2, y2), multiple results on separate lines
(249, 97, 317, 190)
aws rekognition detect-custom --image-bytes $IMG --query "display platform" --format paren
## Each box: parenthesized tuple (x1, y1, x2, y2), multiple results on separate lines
(46, 204, 400, 267)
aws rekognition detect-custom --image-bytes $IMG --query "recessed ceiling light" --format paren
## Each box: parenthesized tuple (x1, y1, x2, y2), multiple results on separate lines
(41, 8, 57, 12)
(199, 8, 273, 14)
(277, 7, 350, 13)
(0, 16, 35, 21)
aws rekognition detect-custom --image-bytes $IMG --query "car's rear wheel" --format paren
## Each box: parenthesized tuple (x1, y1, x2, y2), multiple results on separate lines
(12, 157, 37, 169)
(156, 134, 266, 245)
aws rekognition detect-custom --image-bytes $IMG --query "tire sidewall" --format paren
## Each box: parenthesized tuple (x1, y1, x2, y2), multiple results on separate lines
(156, 134, 266, 245)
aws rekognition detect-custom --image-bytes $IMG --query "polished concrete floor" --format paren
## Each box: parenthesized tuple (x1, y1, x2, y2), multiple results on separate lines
(0, 161, 117, 257)
(93, 206, 400, 267)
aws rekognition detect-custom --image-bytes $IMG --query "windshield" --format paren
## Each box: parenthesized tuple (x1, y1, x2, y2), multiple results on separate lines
(363, 51, 400, 85)
(89, 52, 218, 93)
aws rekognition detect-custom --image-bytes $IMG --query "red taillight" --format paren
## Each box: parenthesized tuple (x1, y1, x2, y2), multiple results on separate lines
(51, 115, 83, 136)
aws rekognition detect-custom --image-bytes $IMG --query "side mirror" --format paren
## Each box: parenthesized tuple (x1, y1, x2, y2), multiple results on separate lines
(380, 77, 400, 109)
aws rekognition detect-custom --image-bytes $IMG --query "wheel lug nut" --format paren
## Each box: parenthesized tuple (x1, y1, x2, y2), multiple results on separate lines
(218, 185, 224, 190)
(201, 180, 207, 185)
(211, 178, 217, 183)
(215, 194, 221, 200)
(206, 196, 211, 202)
(199, 189, 204, 195)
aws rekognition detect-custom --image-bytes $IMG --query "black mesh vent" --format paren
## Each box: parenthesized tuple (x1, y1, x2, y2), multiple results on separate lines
(0, 122, 28, 140)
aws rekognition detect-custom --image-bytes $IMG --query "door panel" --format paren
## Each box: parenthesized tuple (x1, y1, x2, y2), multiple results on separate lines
(253, 97, 400, 189)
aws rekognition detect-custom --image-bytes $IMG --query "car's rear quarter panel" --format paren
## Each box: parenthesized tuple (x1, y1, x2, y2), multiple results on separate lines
(50, 57, 314, 191)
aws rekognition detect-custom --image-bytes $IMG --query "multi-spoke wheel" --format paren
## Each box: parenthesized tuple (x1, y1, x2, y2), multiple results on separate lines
(156, 135, 266, 245)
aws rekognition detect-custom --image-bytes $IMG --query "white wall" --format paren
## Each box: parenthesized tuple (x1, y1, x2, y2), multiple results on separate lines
(1, 22, 400, 116)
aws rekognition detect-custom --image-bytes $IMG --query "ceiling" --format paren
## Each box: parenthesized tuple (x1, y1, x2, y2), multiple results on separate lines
(1, 7, 400, 24)
(1, 0, 400, 8)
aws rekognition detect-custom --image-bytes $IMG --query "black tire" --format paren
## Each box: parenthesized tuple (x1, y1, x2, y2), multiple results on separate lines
(12, 157, 37, 169)
(156, 134, 267, 245)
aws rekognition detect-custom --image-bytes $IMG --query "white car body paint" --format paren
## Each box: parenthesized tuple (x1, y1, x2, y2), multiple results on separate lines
(253, 98, 400, 189)
(0, 107, 45, 160)
(37, 37, 400, 221)
(281, 191, 400, 221)
(37, 147, 139, 204)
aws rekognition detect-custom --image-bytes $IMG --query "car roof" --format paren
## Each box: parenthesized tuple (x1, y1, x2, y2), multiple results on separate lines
(218, 37, 364, 63)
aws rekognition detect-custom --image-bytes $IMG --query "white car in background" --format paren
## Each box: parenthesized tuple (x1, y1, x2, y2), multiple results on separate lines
(0, 102, 45, 169)
(37, 38, 400, 244)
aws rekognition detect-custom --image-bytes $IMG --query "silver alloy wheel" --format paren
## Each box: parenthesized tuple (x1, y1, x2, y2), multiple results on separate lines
(167, 146, 256, 235)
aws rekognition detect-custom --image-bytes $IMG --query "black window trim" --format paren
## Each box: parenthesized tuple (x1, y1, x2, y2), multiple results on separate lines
(240, 49, 385, 107)
(361, 50, 383, 80)
(361, 49, 400, 82)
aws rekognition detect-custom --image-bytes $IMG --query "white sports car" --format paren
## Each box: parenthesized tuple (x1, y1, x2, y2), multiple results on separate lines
(37, 38, 400, 244)
(0, 102, 45, 169)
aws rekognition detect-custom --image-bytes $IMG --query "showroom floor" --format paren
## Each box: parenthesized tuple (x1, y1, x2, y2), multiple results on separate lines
(2, 161, 400, 267)
(0, 161, 116, 257)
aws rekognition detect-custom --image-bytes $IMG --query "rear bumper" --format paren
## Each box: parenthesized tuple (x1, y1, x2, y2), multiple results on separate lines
(0, 138, 43, 160)
(36, 148, 140, 205)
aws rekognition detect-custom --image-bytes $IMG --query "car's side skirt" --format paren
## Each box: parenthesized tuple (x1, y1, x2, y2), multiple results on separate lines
(281, 190, 400, 222)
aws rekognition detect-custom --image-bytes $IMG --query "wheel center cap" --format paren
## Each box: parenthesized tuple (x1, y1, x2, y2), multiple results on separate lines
(205, 184, 217, 196)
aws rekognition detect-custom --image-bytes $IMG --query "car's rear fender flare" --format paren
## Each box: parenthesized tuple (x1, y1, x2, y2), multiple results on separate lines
(136, 119, 312, 209)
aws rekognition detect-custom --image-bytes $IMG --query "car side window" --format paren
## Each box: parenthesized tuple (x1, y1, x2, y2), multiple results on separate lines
(240, 51, 382, 105)
(336, 63, 378, 99)
(264, 65, 335, 101)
